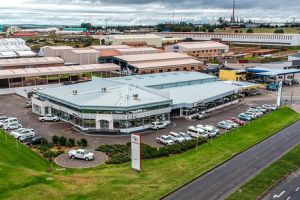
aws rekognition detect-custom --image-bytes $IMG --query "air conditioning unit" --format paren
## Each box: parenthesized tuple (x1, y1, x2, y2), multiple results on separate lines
(101, 87, 107, 92)
(72, 90, 78, 95)
(133, 94, 138, 100)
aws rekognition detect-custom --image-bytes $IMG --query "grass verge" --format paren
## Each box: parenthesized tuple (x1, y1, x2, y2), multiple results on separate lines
(0, 107, 299, 200)
(226, 145, 300, 200)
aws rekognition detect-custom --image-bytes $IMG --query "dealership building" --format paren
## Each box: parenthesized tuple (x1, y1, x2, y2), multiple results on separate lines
(32, 71, 240, 133)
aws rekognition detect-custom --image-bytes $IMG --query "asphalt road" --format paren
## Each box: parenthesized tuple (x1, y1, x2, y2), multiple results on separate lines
(163, 121, 300, 200)
(262, 169, 300, 200)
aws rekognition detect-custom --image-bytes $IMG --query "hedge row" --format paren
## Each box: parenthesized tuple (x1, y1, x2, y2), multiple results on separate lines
(96, 139, 207, 164)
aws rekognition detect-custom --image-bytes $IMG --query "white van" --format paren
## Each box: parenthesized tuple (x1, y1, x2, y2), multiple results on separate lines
(0, 118, 18, 127)
(187, 126, 208, 138)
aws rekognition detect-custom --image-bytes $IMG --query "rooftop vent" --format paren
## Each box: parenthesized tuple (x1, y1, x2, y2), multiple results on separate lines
(72, 89, 78, 95)
(101, 87, 107, 92)
(133, 94, 139, 100)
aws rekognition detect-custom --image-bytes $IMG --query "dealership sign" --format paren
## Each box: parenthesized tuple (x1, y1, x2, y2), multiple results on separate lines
(277, 81, 283, 107)
(131, 134, 141, 171)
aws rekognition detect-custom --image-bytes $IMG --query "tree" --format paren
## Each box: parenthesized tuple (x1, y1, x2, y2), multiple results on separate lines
(208, 27, 215, 32)
(274, 29, 284, 34)
(199, 27, 207, 32)
(58, 136, 67, 146)
(80, 23, 92, 30)
(52, 135, 59, 145)
(77, 138, 88, 147)
(246, 28, 254, 33)
(66, 138, 75, 147)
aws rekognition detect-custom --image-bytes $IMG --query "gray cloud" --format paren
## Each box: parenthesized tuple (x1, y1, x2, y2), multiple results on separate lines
(0, 0, 299, 25)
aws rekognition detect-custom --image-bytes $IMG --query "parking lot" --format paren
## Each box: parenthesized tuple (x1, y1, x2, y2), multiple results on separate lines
(0, 85, 299, 149)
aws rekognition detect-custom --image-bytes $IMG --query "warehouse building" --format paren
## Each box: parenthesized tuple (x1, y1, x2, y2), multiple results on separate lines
(156, 32, 300, 46)
(0, 57, 64, 70)
(64, 49, 99, 65)
(113, 52, 204, 74)
(41, 46, 74, 60)
(32, 71, 240, 133)
(165, 41, 229, 59)
(0, 63, 120, 89)
(100, 34, 163, 47)
(0, 38, 35, 58)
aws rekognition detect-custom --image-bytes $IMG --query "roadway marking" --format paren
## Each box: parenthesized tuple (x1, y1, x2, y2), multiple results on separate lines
(286, 196, 290, 200)
(296, 187, 299, 192)
(273, 191, 286, 199)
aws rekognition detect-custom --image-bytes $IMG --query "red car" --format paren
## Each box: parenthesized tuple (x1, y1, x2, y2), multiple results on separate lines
(231, 117, 246, 126)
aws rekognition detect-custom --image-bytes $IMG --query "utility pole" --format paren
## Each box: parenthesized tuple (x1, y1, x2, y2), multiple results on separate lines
(232, 0, 236, 23)
(105, 18, 108, 34)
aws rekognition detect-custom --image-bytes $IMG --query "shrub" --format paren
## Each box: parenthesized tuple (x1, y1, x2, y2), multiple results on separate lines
(66, 138, 75, 147)
(58, 136, 67, 146)
(246, 28, 254, 33)
(52, 135, 59, 145)
(41, 138, 48, 146)
(78, 138, 88, 147)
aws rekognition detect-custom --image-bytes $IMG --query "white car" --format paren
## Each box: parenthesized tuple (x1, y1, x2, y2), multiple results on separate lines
(150, 121, 167, 130)
(218, 121, 233, 130)
(3, 122, 22, 130)
(245, 112, 258, 119)
(68, 149, 94, 161)
(187, 126, 208, 138)
(39, 114, 60, 122)
(10, 128, 26, 136)
(225, 120, 239, 128)
(12, 129, 34, 139)
(168, 132, 185, 143)
(196, 124, 219, 137)
(156, 135, 175, 145)
(178, 132, 192, 141)
(0, 118, 18, 127)
(18, 131, 36, 142)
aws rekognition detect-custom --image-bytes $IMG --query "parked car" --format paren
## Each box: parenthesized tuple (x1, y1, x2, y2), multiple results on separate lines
(246, 110, 263, 117)
(196, 112, 209, 120)
(19, 131, 36, 142)
(3, 122, 22, 130)
(0, 116, 8, 123)
(39, 114, 60, 122)
(25, 101, 32, 108)
(151, 121, 167, 130)
(156, 135, 175, 145)
(68, 149, 94, 161)
(218, 121, 233, 130)
(168, 132, 185, 143)
(187, 126, 208, 138)
(0, 118, 18, 127)
(178, 132, 192, 141)
(238, 113, 252, 121)
(196, 124, 219, 137)
(230, 117, 246, 126)
(10, 128, 26, 136)
(245, 111, 258, 119)
(225, 120, 239, 128)
(12, 128, 34, 139)
(24, 136, 44, 146)
(255, 106, 267, 113)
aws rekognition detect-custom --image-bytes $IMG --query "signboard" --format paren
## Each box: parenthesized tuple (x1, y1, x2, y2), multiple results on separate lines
(132, 112, 150, 119)
(131, 134, 141, 171)
(277, 81, 283, 107)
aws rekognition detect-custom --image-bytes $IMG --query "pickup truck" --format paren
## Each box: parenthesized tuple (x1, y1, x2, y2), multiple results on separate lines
(68, 149, 94, 161)
(156, 135, 175, 145)
(39, 114, 60, 122)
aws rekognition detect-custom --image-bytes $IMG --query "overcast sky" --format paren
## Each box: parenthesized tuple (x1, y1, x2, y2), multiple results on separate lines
(0, 0, 299, 26)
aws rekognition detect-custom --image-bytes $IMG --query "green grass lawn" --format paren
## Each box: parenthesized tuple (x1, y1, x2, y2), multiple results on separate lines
(227, 145, 300, 200)
(0, 108, 299, 200)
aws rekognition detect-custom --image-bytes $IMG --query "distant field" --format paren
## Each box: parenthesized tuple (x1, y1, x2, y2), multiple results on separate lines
(0, 107, 299, 200)
(227, 145, 300, 200)
(215, 27, 300, 34)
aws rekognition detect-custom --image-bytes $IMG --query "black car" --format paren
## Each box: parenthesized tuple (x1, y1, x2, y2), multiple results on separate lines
(24, 136, 44, 146)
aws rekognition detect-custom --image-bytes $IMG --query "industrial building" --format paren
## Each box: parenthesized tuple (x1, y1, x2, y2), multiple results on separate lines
(0, 38, 35, 58)
(32, 71, 240, 133)
(0, 63, 120, 89)
(165, 41, 229, 59)
(219, 68, 247, 81)
(113, 52, 204, 74)
(64, 49, 98, 65)
(100, 34, 163, 47)
(41, 46, 74, 60)
(155, 32, 300, 46)
(0, 57, 64, 70)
